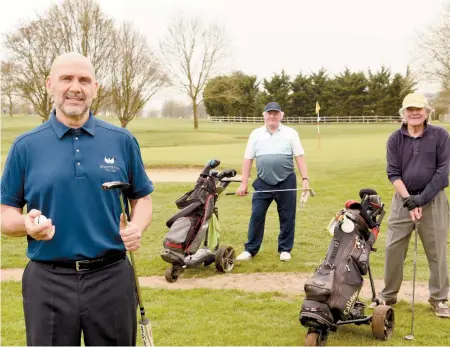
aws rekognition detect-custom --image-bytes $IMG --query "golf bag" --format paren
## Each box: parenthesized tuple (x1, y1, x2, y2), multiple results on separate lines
(160, 159, 237, 268)
(300, 189, 386, 330)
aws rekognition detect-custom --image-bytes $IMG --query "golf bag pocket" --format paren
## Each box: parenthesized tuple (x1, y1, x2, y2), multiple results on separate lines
(349, 237, 370, 275)
(327, 258, 363, 320)
(344, 257, 364, 286)
(163, 216, 201, 253)
(304, 266, 335, 302)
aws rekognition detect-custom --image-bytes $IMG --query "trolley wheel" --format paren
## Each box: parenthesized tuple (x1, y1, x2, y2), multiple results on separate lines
(215, 246, 235, 273)
(164, 265, 184, 283)
(371, 305, 395, 340)
(305, 332, 327, 346)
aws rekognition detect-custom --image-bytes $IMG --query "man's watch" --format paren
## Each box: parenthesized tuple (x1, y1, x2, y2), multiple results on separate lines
(302, 177, 309, 181)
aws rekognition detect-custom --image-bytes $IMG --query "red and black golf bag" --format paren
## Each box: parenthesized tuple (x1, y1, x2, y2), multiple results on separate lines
(299, 189, 386, 331)
(160, 159, 237, 267)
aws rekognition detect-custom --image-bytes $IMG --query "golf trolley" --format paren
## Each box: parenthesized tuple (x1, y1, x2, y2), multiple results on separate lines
(300, 188, 395, 346)
(160, 159, 240, 283)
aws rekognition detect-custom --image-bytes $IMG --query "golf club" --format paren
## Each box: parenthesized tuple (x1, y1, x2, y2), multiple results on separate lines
(225, 187, 316, 197)
(102, 181, 155, 347)
(404, 220, 419, 341)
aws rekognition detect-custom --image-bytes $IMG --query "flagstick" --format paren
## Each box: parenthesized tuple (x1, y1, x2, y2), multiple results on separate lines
(317, 111, 321, 150)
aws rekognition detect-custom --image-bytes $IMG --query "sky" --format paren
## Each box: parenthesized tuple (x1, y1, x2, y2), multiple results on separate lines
(0, 0, 447, 110)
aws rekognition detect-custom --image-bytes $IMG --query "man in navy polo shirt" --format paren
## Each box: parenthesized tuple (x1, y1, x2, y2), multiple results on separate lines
(0, 52, 154, 345)
(235, 102, 310, 262)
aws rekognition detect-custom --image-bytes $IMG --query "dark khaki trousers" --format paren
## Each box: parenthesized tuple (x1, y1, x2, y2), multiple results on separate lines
(379, 190, 449, 302)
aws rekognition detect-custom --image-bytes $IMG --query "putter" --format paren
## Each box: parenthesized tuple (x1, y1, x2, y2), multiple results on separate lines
(225, 187, 316, 197)
(102, 181, 155, 347)
(404, 220, 419, 341)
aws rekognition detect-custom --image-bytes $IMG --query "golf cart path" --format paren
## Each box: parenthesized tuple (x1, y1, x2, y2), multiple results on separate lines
(1, 268, 431, 303)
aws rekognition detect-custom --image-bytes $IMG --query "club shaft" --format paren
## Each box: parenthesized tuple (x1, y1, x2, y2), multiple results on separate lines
(119, 192, 154, 346)
(226, 188, 315, 196)
(410, 222, 418, 337)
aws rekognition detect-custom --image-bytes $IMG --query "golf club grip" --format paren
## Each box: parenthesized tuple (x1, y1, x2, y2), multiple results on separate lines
(119, 193, 128, 227)
(225, 192, 236, 195)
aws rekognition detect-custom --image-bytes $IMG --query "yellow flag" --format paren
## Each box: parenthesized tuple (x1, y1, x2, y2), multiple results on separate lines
(315, 101, 321, 114)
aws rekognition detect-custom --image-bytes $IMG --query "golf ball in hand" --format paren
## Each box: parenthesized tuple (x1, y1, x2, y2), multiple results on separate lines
(34, 215, 48, 225)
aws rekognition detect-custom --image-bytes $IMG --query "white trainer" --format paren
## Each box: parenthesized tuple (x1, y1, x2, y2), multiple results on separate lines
(280, 252, 291, 261)
(236, 251, 252, 261)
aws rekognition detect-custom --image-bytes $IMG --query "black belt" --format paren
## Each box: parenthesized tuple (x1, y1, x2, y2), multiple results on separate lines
(409, 190, 423, 196)
(37, 252, 126, 272)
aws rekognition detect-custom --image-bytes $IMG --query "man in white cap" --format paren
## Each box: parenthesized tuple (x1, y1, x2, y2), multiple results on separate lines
(373, 92, 450, 318)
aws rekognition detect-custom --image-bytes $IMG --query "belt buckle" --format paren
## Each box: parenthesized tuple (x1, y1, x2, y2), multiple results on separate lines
(75, 259, 91, 272)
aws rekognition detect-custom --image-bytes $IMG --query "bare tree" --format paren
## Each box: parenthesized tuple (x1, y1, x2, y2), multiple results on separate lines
(4, 19, 56, 120)
(159, 16, 229, 129)
(111, 22, 169, 128)
(3, 0, 116, 121)
(416, 1, 450, 90)
(1, 60, 18, 116)
(44, 0, 116, 113)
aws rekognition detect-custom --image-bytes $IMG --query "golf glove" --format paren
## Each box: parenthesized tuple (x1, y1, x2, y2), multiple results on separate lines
(300, 191, 310, 208)
(403, 196, 420, 210)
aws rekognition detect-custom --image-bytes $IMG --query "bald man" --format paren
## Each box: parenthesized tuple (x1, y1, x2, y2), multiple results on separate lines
(1, 52, 154, 345)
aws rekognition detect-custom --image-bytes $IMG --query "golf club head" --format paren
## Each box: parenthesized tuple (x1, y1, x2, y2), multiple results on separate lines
(208, 159, 220, 169)
(102, 181, 131, 191)
(307, 188, 316, 197)
(404, 335, 414, 340)
(359, 188, 378, 199)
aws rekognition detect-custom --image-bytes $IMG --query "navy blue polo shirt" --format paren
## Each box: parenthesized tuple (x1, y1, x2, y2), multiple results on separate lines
(1, 111, 154, 261)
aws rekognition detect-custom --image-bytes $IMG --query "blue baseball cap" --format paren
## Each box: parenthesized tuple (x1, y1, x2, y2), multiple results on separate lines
(264, 102, 282, 112)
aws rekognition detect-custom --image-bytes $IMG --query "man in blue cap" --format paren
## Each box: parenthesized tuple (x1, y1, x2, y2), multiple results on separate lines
(235, 101, 310, 262)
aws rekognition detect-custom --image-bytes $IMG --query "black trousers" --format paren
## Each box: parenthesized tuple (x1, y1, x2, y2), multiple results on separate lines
(22, 257, 137, 346)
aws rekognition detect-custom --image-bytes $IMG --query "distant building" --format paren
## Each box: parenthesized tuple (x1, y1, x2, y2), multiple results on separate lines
(439, 114, 450, 122)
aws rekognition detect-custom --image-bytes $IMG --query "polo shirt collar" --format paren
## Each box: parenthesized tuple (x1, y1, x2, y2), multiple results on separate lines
(50, 110, 96, 139)
(265, 123, 283, 134)
(400, 122, 428, 138)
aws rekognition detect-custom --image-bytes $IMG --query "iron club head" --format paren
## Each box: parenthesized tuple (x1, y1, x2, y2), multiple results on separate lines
(404, 335, 414, 340)
(102, 181, 131, 191)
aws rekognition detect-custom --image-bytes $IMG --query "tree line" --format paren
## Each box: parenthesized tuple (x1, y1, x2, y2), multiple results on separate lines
(204, 67, 417, 120)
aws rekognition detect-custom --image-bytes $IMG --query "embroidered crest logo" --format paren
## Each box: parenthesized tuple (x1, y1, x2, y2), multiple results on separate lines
(100, 156, 119, 172)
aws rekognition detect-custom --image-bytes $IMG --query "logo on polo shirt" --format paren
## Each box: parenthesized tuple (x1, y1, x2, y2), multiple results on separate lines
(100, 156, 120, 172)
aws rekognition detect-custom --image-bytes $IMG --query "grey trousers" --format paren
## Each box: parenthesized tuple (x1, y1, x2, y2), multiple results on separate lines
(380, 190, 449, 302)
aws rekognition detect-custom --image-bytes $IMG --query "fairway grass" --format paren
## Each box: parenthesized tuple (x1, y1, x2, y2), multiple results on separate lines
(2, 116, 450, 346)
(2, 281, 450, 346)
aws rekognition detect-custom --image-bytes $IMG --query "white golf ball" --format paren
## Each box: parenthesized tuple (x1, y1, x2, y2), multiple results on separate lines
(34, 215, 48, 225)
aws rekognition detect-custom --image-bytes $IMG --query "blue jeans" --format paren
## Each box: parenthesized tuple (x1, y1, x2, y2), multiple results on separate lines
(245, 173, 297, 255)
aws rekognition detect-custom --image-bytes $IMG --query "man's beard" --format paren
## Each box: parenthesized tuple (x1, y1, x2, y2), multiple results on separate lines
(58, 91, 89, 117)
(59, 103, 89, 117)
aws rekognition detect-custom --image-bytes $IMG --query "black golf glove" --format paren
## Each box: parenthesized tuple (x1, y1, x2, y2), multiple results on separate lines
(402, 196, 420, 211)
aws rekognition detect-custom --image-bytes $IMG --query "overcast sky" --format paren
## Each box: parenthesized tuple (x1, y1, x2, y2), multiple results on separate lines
(1, 0, 446, 110)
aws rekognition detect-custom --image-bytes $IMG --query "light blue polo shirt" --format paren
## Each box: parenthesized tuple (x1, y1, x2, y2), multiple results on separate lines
(0, 111, 154, 261)
(244, 124, 305, 185)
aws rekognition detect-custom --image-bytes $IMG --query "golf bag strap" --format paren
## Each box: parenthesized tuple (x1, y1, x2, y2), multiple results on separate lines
(327, 239, 340, 266)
